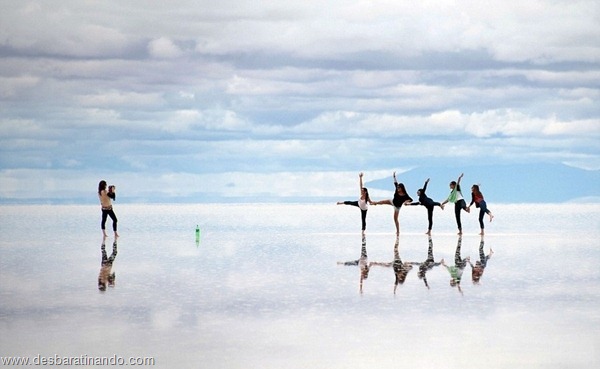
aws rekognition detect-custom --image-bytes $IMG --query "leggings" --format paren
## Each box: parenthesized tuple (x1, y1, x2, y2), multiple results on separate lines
(478, 239, 488, 268)
(478, 200, 491, 229)
(455, 199, 467, 230)
(455, 236, 467, 269)
(426, 203, 441, 231)
(343, 201, 368, 231)
(101, 209, 118, 232)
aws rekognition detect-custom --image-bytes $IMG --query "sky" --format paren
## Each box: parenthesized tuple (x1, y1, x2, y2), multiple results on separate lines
(0, 0, 599, 203)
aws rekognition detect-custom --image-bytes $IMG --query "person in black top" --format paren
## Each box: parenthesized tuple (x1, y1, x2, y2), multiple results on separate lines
(409, 178, 444, 235)
(371, 172, 412, 235)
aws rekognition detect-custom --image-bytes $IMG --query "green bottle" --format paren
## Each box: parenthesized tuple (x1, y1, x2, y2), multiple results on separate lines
(195, 225, 200, 243)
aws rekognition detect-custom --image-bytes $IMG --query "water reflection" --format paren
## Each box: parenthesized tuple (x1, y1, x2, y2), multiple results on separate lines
(412, 235, 443, 289)
(441, 236, 468, 295)
(337, 234, 370, 294)
(337, 234, 494, 295)
(369, 236, 414, 295)
(469, 235, 493, 284)
(98, 238, 118, 292)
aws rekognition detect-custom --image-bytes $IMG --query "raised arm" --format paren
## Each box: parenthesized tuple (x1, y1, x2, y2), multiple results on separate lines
(422, 178, 430, 193)
(359, 172, 364, 195)
(457, 173, 464, 186)
(393, 171, 398, 187)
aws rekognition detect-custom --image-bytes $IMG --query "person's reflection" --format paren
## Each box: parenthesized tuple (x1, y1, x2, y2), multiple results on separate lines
(469, 235, 493, 284)
(441, 235, 469, 295)
(98, 239, 118, 292)
(337, 234, 370, 294)
(369, 235, 414, 295)
(412, 235, 443, 289)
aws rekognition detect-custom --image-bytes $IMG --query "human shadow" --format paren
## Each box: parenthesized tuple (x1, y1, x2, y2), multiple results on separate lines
(98, 238, 118, 292)
(369, 235, 414, 295)
(337, 234, 370, 294)
(441, 235, 469, 295)
(470, 235, 493, 285)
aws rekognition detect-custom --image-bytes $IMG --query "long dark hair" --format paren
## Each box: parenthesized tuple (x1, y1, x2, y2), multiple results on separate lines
(472, 184, 482, 196)
(362, 187, 371, 203)
(98, 180, 107, 195)
(395, 182, 407, 195)
(450, 180, 461, 192)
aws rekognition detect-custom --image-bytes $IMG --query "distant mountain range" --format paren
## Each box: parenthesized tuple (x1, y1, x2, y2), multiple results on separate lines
(365, 163, 600, 204)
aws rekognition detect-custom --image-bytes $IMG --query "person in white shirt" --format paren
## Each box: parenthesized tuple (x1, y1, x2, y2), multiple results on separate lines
(337, 172, 372, 234)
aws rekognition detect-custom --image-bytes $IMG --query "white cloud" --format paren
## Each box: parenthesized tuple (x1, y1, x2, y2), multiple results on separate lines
(148, 37, 183, 59)
(0, 1, 598, 202)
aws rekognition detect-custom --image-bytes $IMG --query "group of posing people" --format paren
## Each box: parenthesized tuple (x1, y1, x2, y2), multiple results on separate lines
(337, 172, 494, 235)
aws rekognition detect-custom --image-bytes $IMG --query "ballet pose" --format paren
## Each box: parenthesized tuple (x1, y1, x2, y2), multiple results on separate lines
(469, 235, 493, 284)
(371, 172, 412, 235)
(441, 235, 469, 295)
(467, 184, 494, 235)
(368, 235, 414, 295)
(337, 234, 370, 294)
(337, 172, 372, 233)
(441, 173, 470, 235)
(411, 235, 443, 289)
(409, 178, 444, 235)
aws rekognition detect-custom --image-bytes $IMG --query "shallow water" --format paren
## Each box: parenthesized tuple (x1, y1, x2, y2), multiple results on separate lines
(1, 203, 599, 368)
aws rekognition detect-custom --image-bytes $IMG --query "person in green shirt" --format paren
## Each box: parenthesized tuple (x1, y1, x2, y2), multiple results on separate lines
(441, 235, 470, 295)
(441, 173, 470, 235)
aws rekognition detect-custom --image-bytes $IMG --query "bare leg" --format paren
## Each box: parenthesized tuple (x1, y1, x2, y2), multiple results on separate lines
(394, 209, 400, 235)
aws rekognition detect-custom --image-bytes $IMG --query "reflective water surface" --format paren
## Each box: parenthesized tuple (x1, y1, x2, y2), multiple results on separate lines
(1, 203, 599, 368)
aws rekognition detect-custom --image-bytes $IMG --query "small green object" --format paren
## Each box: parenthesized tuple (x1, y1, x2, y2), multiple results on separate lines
(195, 225, 200, 243)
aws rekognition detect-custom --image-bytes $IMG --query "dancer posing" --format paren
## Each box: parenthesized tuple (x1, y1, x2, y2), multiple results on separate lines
(371, 172, 412, 235)
(98, 180, 119, 238)
(469, 235, 493, 284)
(409, 178, 444, 235)
(411, 235, 443, 289)
(337, 234, 370, 294)
(467, 184, 494, 235)
(441, 235, 469, 295)
(368, 235, 414, 295)
(337, 172, 373, 234)
(441, 173, 470, 235)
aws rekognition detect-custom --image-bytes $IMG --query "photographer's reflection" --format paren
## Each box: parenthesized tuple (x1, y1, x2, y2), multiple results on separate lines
(98, 239, 118, 292)
(369, 236, 414, 295)
(469, 235, 493, 284)
(441, 235, 469, 295)
(412, 235, 443, 289)
(337, 234, 370, 294)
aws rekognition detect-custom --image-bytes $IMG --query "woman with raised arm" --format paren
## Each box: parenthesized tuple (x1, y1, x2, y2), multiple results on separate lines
(441, 173, 470, 235)
(371, 172, 412, 235)
(409, 178, 444, 235)
(467, 184, 494, 235)
(337, 172, 372, 234)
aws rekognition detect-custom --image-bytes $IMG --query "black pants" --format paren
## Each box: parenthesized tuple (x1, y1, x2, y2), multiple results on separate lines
(455, 199, 467, 230)
(101, 208, 118, 232)
(343, 201, 367, 231)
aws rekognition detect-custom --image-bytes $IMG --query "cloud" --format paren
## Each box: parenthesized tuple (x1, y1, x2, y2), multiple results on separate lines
(148, 37, 183, 59)
(0, 1, 598, 202)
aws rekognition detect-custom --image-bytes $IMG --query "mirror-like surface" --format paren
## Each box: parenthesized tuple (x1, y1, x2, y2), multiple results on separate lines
(1, 204, 599, 368)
